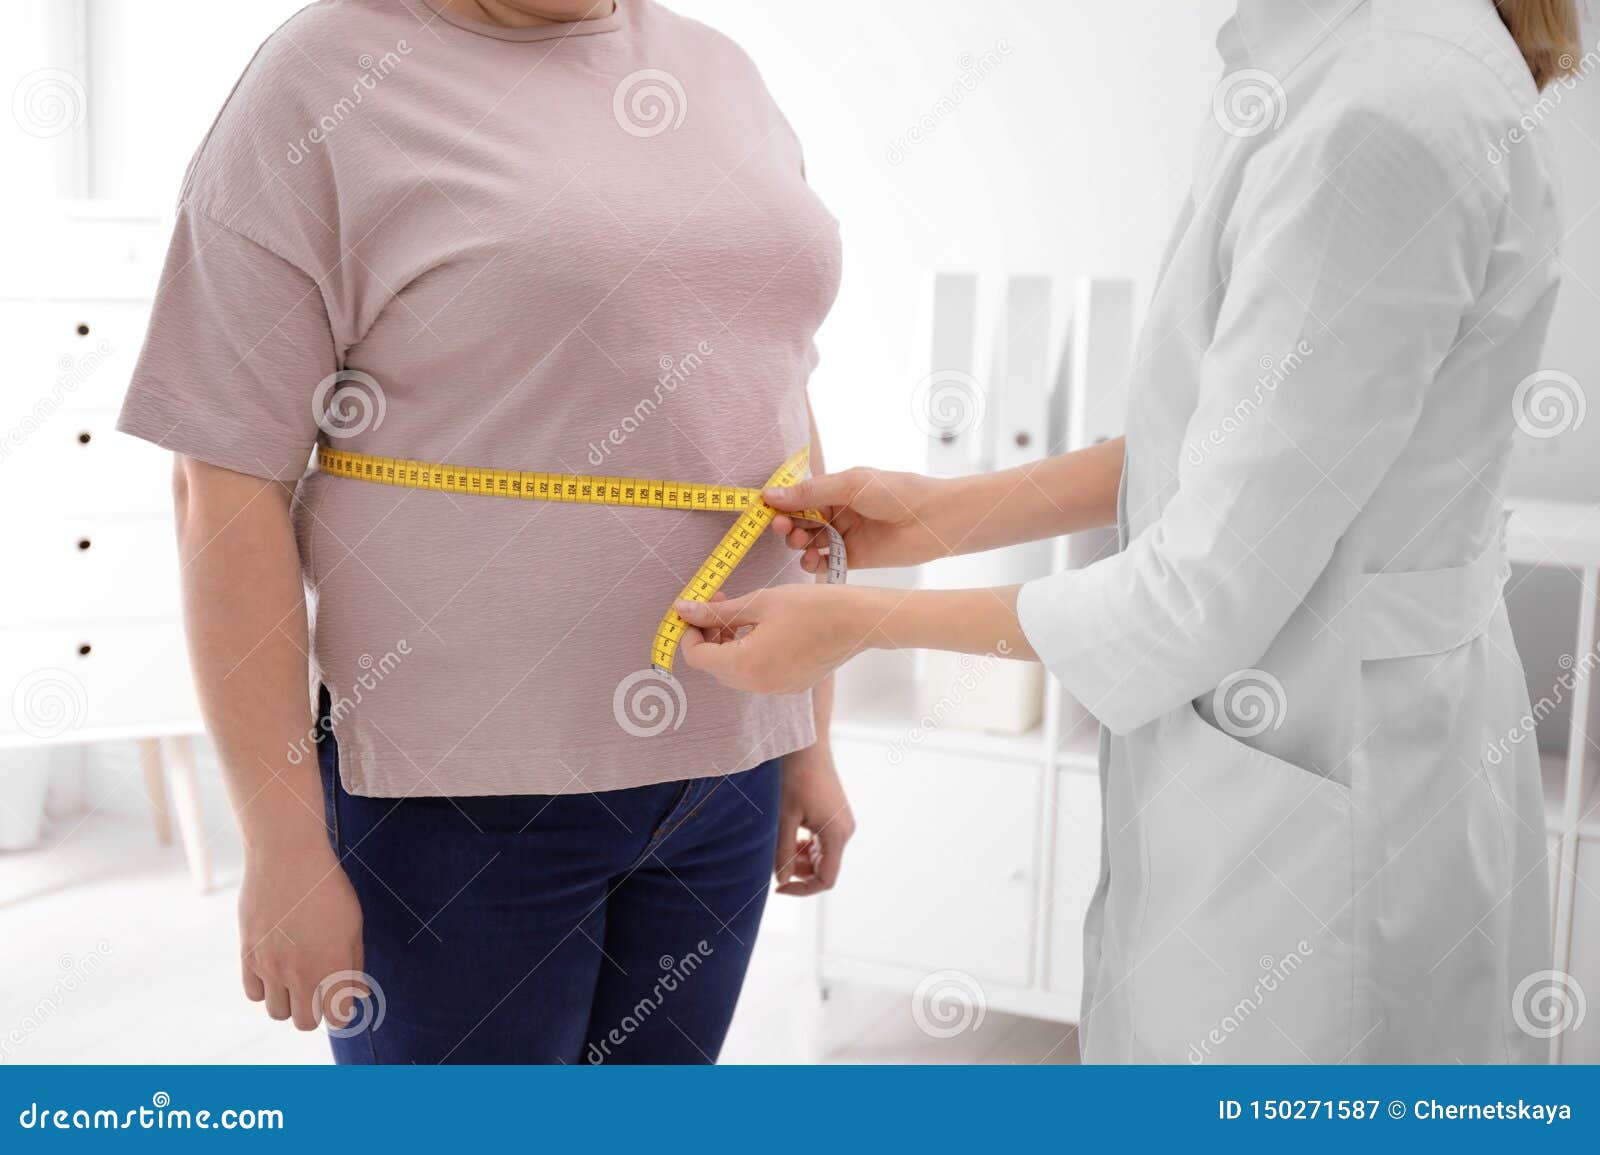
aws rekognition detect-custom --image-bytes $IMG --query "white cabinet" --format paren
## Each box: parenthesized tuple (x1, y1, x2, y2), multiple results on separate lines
(0, 204, 207, 887)
(815, 668, 1104, 1026)
(822, 738, 1041, 987)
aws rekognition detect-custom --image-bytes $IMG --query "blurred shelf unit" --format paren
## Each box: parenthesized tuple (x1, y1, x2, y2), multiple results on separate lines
(1514, 499, 1600, 1063)
(810, 273, 1134, 1031)
(0, 202, 209, 889)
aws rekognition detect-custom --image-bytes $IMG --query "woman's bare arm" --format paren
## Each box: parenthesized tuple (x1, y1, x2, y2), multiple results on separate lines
(174, 456, 364, 1031)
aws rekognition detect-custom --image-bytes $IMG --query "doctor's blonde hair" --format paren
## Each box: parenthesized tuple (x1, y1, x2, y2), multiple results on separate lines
(1496, 0, 1585, 89)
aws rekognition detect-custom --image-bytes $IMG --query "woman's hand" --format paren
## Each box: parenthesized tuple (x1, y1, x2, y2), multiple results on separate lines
(764, 468, 952, 572)
(676, 584, 875, 693)
(775, 744, 855, 896)
(238, 835, 367, 1031)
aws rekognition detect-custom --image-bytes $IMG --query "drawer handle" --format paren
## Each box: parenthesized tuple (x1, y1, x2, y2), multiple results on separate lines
(77, 431, 91, 445)
(77, 537, 91, 551)
(76, 643, 92, 657)
(76, 322, 90, 337)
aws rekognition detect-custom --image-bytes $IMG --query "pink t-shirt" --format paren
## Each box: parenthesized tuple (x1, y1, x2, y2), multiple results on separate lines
(118, 0, 841, 796)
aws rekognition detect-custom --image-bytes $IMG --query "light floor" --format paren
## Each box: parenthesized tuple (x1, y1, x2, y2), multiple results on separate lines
(0, 812, 1078, 1065)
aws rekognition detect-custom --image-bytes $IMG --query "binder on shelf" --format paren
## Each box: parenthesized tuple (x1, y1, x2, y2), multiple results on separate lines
(917, 271, 984, 479)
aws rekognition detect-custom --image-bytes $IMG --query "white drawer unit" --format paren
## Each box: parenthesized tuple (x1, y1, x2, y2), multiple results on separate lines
(1, 203, 208, 888)
(0, 515, 179, 627)
(822, 738, 1042, 988)
(4, 407, 171, 516)
(0, 298, 149, 414)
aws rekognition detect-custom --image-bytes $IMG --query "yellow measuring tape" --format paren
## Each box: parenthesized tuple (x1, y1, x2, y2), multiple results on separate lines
(315, 445, 846, 674)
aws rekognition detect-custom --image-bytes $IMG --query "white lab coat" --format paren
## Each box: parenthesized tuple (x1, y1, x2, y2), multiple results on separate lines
(1018, 0, 1559, 1062)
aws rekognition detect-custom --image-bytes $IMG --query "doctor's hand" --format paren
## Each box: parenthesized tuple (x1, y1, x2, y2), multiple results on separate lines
(764, 468, 951, 572)
(675, 584, 873, 694)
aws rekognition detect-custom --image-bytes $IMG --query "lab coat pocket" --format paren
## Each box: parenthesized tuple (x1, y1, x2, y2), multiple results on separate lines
(1129, 703, 1353, 1063)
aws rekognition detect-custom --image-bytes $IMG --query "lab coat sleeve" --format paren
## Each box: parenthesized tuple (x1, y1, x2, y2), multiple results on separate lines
(1017, 105, 1497, 735)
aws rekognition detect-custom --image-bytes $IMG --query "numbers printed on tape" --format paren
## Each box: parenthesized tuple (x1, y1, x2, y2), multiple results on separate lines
(315, 445, 845, 674)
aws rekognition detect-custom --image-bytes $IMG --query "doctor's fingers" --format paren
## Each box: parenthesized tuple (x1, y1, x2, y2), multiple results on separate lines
(675, 594, 760, 632)
(764, 467, 873, 516)
(676, 627, 751, 687)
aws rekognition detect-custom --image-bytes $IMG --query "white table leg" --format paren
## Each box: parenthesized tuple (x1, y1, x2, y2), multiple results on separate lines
(136, 738, 172, 846)
(1551, 565, 1599, 1064)
(158, 734, 211, 894)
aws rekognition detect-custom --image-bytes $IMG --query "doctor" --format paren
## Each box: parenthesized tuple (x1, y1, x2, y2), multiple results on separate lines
(674, 0, 1581, 1062)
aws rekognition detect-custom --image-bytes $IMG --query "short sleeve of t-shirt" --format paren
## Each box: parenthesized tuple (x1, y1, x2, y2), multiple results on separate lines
(116, 204, 337, 482)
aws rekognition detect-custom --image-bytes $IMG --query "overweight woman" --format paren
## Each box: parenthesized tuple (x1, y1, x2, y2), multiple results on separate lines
(678, 0, 1581, 1063)
(119, 0, 851, 1063)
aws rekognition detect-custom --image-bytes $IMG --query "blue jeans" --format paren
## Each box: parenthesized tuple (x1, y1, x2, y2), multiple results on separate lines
(316, 690, 780, 1064)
